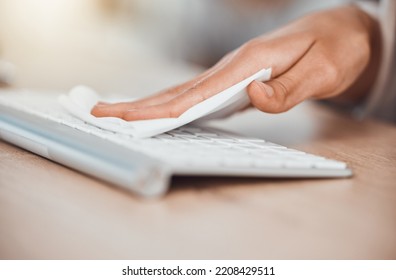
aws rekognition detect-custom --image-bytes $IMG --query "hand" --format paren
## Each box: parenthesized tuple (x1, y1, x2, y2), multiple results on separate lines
(91, 5, 377, 120)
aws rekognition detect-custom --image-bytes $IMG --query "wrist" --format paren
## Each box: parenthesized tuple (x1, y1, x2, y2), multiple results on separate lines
(324, 4, 381, 106)
(351, 3, 381, 45)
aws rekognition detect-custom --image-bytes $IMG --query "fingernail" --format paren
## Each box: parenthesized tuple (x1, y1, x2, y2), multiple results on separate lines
(260, 83, 274, 97)
(257, 82, 274, 97)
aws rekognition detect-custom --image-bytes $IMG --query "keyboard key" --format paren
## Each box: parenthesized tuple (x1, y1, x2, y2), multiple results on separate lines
(212, 138, 239, 144)
(154, 134, 174, 140)
(180, 127, 203, 133)
(167, 131, 193, 137)
(180, 136, 214, 143)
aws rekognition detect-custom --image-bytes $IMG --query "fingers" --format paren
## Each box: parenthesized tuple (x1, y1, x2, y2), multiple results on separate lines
(122, 56, 258, 121)
(93, 33, 317, 120)
(91, 51, 236, 118)
(91, 83, 195, 118)
(91, 89, 182, 118)
(120, 37, 317, 121)
(247, 44, 343, 113)
(247, 78, 296, 114)
(122, 71, 240, 121)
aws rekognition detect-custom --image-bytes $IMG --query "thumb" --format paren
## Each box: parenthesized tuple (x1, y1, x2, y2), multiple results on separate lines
(247, 75, 298, 114)
(246, 44, 328, 114)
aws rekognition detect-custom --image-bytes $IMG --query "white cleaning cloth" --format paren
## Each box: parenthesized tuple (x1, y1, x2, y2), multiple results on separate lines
(58, 68, 272, 138)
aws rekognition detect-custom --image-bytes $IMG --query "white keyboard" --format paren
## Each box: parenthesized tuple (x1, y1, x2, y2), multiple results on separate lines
(0, 89, 352, 196)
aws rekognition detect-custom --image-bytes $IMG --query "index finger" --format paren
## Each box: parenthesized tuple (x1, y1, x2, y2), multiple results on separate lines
(91, 51, 237, 118)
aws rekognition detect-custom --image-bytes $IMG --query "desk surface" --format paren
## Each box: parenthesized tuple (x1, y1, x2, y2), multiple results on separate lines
(1, 99, 395, 259)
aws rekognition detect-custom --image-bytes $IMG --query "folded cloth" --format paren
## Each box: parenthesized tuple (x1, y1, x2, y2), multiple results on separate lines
(58, 68, 272, 138)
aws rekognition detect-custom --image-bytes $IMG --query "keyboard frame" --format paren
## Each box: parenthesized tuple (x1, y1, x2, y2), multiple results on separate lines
(0, 92, 352, 197)
(0, 103, 172, 197)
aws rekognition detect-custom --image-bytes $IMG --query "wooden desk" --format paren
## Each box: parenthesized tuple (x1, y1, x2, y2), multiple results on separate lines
(1, 101, 395, 259)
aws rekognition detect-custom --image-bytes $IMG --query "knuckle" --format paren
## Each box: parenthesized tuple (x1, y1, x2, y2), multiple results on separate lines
(240, 39, 264, 57)
(234, 38, 268, 70)
(324, 62, 339, 85)
(122, 111, 133, 121)
(169, 104, 183, 118)
(318, 56, 340, 88)
(273, 77, 292, 96)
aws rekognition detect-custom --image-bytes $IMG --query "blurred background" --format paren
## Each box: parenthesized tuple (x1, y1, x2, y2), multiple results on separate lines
(0, 0, 345, 96)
